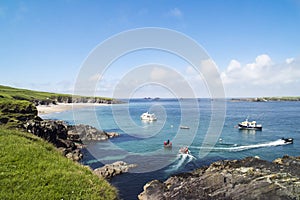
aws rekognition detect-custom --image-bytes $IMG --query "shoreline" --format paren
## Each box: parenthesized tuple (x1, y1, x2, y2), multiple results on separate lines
(37, 103, 108, 115)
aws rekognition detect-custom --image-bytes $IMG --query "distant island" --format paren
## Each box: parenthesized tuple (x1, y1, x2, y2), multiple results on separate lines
(231, 96, 300, 102)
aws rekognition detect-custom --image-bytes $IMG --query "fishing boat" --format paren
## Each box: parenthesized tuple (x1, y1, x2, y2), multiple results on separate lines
(140, 112, 157, 121)
(238, 118, 262, 130)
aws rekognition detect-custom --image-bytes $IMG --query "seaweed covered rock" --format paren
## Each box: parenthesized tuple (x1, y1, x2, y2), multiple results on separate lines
(139, 156, 300, 200)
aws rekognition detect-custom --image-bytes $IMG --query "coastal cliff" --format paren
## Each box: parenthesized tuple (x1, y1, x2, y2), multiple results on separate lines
(0, 84, 122, 106)
(0, 85, 120, 161)
(139, 156, 300, 200)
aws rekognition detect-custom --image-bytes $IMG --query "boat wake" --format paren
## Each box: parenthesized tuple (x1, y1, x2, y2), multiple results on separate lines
(191, 139, 291, 152)
(165, 152, 196, 172)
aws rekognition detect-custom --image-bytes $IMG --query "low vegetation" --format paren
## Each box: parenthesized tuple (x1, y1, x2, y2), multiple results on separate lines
(0, 98, 38, 128)
(0, 85, 114, 105)
(0, 128, 118, 199)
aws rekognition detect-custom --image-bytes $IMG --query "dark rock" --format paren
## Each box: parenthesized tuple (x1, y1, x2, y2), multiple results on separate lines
(24, 120, 68, 144)
(94, 161, 137, 179)
(0, 116, 9, 124)
(24, 120, 119, 162)
(139, 156, 300, 200)
(24, 119, 83, 162)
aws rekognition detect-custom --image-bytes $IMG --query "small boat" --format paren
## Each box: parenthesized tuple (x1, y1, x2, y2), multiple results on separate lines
(140, 112, 157, 121)
(179, 146, 190, 154)
(180, 125, 190, 129)
(281, 137, 293, 144)
(164, 141, 172, 148)
(238, 118, 262, 130)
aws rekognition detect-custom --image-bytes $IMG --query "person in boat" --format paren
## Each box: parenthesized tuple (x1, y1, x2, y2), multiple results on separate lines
(180, 146, 189, 154)
(184, 146, 189, 154)
(164, 139, 171, 146)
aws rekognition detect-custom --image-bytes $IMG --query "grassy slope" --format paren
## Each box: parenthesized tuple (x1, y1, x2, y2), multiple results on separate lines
(0, 85, 113, 102)
(0, 128, 118, 200)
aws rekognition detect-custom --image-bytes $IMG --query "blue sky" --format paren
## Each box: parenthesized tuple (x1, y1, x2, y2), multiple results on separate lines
(1, 0, 300, 97)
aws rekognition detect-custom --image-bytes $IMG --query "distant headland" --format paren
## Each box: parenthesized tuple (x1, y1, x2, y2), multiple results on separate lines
(231, 96, 300, 102)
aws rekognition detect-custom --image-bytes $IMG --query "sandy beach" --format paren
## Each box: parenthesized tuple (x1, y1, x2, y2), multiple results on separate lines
(37, 103, 108, 115)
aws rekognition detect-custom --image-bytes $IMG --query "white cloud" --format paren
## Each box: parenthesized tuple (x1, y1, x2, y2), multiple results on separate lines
(286, 57, 294, 64)
(221, 54, 300, 97)
(227, 59, 241, 72)
(168, 8, 183, 18)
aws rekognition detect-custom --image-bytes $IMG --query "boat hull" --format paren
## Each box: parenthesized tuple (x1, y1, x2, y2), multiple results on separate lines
(180, 126, 190, 129)
(238, 123, 262, 130)
(140, 112, 157, 121)
(282, 138, 293, 144)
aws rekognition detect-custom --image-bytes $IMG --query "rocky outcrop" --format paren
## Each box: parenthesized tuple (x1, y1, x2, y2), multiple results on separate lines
(94, 161, 137, 179)
(24, 120, 83, 161)
(68, 124, 119, 141)
(24, 120, 119, 162)
(138, 156, 300, 200)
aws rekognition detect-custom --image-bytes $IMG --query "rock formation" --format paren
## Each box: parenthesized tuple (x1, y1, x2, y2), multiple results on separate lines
(138, 156, 300, 200)
(24, 120, 119, 162)
(24, 120, 83, 161)
(94, 161, 137, 179)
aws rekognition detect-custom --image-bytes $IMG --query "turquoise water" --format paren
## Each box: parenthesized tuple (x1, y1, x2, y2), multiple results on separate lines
(43, 99, 300, 199)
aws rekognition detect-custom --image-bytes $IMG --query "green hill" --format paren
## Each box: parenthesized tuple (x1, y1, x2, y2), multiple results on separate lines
(0, 85, 120, 128)
(0, 85, 114, 105)
(0, 127, 118, 199)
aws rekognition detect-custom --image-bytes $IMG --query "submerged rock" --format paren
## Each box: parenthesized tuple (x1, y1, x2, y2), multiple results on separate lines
(138, 156, 300, 200)
(94, 161, 137, 179)
(67, 124, 119, 141)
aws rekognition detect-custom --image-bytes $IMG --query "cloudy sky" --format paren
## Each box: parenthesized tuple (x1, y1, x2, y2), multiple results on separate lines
(1, 0, 300, 98)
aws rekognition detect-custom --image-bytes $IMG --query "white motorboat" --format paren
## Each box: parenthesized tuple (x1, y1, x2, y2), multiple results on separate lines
(140, 112, 157, 121)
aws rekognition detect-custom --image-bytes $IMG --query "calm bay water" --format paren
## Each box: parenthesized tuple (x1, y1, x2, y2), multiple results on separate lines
(43, 99, 300, 199)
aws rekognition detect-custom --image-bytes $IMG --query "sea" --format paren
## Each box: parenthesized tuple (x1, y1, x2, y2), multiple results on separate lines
(42, 98, 300, 200)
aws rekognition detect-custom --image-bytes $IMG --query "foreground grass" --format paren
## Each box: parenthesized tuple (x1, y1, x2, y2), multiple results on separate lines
(0, 128, 118, 200)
